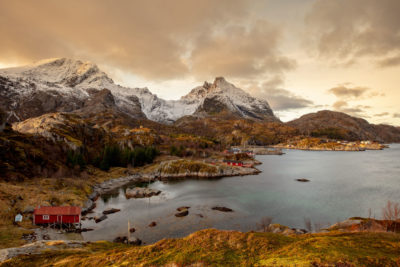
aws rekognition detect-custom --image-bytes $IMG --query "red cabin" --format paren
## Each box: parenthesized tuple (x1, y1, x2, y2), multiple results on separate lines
(33, 206, 81, 225)
(223, 160, 244, 167)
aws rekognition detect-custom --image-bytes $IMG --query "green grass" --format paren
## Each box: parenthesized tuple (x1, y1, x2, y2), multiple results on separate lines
(2, 229, 400, 266)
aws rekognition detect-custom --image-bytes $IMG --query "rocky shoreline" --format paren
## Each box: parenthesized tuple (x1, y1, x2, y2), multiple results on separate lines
(82, 160, 260, 214)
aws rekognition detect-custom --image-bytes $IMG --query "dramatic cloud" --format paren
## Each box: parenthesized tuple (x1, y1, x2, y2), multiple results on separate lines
(0, 0, 293, 81)
(306, 0, 400, 66)
(328, 85, 369, 99)
(331, 101, 370, 117)
(374, 112, 389, 117)
(247, 78, 313, 111)
(190, 20, 296, 79)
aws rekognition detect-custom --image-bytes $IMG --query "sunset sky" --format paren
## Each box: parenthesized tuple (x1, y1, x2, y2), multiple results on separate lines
(0, 0, 399, 124)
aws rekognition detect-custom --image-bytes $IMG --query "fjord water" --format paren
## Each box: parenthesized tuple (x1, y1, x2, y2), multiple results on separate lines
(82, 144, 400, 243)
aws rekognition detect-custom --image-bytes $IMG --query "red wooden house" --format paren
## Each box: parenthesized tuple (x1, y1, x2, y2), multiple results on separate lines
(33, 206, 81, 225)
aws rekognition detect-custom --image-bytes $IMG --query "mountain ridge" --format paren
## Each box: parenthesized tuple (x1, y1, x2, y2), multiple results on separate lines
(0, 58, 278, 124)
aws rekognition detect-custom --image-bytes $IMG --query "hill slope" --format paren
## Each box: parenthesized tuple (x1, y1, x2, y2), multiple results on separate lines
(2, 229, 400, 266)
(288, 110, 400, 142)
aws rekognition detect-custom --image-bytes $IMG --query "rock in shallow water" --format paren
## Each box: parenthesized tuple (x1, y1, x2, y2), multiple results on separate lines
(113, 236, 142, 245)
(94, 215, 108, 223)
(212, 206, 233, 212)
(102, 208, 121, 215)
(125, 187, 161, 199)
(296, 178, 310, 182)
(175, 209, 189, 217)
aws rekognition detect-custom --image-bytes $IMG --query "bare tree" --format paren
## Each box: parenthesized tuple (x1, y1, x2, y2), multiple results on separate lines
(313, 222, 323, 233)
(382, 201, 400, 232)
(304, 217, 312, 233)
(257, 217, 273, 232)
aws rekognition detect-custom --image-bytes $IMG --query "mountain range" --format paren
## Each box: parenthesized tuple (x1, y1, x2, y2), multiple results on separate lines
(0, 57, 399, 144)
(0, 58, 277, 124)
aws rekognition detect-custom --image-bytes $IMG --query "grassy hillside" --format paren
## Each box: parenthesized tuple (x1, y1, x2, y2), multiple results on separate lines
(3, 229, 400, 266)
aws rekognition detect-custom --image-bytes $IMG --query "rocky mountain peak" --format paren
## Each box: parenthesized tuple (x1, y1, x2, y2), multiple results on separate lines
(0, 57, 113, 88)
(213, 76, 228, 86)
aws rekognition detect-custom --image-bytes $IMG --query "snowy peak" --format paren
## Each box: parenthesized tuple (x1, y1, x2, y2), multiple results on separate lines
(1, 58, 113, 88)
(181, 77, 277, 121)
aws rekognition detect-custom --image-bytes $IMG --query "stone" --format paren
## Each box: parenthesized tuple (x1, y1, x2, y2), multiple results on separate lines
(148, 221, 157, 227)
(129, 237, 142, 246)
(296, 178, 310, 182)
(175, 210, 189, 217)
(94, 215, 108, 223)
(212, 206, 233, 212)
(177, 206, 190, 211)
(102, 208, 121, 215)
(129, 228, 136, 233)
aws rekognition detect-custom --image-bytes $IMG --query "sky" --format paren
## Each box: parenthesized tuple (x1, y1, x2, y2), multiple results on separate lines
(0, 0, 399, 125)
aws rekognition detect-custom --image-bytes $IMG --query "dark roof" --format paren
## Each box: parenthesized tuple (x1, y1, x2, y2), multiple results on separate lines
(34, 206, 81, 215)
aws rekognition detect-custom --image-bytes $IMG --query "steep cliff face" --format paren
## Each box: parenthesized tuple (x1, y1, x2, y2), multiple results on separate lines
(288, 110, 400, 142)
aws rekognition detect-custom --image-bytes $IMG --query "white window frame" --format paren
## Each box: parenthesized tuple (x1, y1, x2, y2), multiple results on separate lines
(43, 215, 50, 220)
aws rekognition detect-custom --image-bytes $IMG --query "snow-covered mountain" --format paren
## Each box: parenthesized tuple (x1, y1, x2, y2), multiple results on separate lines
(0, 58, 277, 123)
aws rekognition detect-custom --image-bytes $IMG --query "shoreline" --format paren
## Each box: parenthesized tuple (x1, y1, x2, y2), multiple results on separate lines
(82, 161, 261, 215)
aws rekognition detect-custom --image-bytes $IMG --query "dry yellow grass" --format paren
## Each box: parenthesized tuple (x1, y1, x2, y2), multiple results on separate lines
(2, 229, 400, 266)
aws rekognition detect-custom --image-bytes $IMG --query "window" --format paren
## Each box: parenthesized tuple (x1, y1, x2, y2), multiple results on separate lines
(43, 215, 49, 220)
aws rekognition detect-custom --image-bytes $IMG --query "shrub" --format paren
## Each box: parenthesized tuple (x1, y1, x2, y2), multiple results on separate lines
(66, 150, 86, 170)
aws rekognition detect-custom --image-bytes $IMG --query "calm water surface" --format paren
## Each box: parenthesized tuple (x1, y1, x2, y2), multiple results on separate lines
(82, 144, 400, 243)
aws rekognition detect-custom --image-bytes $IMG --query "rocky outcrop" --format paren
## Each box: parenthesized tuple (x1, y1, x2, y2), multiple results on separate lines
(142, 159, 260, 180)
(125, 187, 161, 199)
